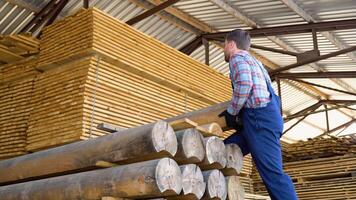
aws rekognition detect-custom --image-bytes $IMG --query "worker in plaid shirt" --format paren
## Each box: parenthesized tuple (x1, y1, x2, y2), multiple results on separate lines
(220, 29, 298, 200)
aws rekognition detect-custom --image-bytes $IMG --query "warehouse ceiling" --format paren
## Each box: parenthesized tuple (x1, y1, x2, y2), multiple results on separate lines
(1, 0, 355, 142)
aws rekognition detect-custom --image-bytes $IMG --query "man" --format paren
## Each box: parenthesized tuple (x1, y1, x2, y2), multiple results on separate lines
(219, 29, 298, 200)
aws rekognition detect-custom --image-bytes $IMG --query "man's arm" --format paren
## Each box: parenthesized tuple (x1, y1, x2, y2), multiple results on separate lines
(227, 57, 253, 115)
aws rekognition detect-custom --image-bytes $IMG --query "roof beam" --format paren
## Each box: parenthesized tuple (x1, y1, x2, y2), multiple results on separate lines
(270, 46, 356, 74)
(317, 118, 356, 137)
(127, 0, 201, 34)
(280, 0, 356, 93)
(292, 79, 356, 96)
(281, 0, 356, 60)
(275, 71, 356, 79)
(203, 18, 356, 39)
(126, 0, 180, 25)
(147, 0, 213, 32)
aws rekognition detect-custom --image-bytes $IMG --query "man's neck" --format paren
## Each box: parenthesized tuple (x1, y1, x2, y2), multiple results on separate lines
(229, 49, 245, 60)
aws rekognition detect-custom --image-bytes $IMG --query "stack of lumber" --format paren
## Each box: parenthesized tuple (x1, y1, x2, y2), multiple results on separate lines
(0, 117, 257, 200)
(0, 58, 39, 159)
(0, 78, 34, 159)
(0, 34, 39, 64)
(23, 7, 233, 151)
(254, 177, 356, 199)
(252, 155, 356, 199)
(25, 58, 89, 151)
(284, 136, 356, 162)
(37, 8, 231, 104)
(0, 57, 38, 84)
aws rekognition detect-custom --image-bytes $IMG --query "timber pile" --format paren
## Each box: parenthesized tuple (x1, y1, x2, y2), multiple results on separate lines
(254, 177, 356, 199)
(0, 78, 34, 159)
(23, 7, 233, 151)
(0, 118, 256, 200)
(0, 56, 39, 159)
(0, 34, 39, 64)
(252, 155, 356, 199)
(284, 136, 356, 162)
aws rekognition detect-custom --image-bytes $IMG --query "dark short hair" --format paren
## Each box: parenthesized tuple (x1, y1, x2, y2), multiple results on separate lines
(225, 29, 251, 50)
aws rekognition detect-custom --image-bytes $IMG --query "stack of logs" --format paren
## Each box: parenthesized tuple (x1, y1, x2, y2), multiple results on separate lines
(0, 110, 249, 200)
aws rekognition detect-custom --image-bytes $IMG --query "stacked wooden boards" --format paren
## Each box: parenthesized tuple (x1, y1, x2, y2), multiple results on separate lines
(0, 58, 39, 159)
(0, 34, 39, 64)
(24, 8, 233, 151)
(252, 155, 356, 199)
(284, 136, 356, 162)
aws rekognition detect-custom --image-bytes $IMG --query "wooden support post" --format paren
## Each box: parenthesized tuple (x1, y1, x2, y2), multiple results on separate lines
(221, 144, 244, 176)
(276, 77, 283, 115)
(312, 28, 318, 51)
(198, 136, 227, 170)
(226, 176, 245, 200)
(0, 121, 177, 185)
(202, 170, 227, 200)
(167, 164, 205, 200)
(196, 122, 223, 137)
(166, 101, 230, 130)
(84, 0, 89, 8)
(0, 158, 182, 200)
(203, 38, 209, 65)
(324, 104, 330, 132)
(174, 129, 205, 164)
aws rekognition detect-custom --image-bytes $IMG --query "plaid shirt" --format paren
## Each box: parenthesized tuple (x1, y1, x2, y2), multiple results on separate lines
(227, 51, 272, 115)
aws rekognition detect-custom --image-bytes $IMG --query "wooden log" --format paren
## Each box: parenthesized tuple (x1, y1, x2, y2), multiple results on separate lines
(225, 176, 245, 200)
(202, 170, 227, 200)
(0, 121, 177, 185)
(198, 136, 227, 170)
(196, 122, 223, 137)
(0, 158, 182, 200)
(221, 144, 244, 176)
(174, 128, 205, 164)
(166, 101, 230, 130)
(168, 164, 205, 200)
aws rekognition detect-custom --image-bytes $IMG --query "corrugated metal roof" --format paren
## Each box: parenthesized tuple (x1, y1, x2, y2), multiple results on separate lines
(1, 0, 355, 142)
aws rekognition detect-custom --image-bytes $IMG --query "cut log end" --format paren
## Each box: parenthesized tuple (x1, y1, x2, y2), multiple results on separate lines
(202, 170, 227, 200)
(180, 164, 205, 200)
(225, 176, 245, 200)
(155, 158, 182, 195)
(175, 129, 205, 164)
(200, 136, 226, 170)
(152, 121, 178, 156)
(221, 144, 243, 176)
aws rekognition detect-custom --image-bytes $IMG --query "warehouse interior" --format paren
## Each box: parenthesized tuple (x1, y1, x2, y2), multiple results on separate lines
(0, 0, 356, 199)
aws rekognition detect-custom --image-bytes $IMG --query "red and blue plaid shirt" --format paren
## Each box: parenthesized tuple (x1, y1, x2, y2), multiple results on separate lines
(227, 50, 272, 115)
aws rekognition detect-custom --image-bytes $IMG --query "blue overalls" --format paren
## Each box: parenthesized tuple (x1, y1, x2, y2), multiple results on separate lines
(224, 72, 298, 200)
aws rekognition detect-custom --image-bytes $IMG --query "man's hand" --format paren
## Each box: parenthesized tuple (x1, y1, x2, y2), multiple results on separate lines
(218, 110, 239, 130)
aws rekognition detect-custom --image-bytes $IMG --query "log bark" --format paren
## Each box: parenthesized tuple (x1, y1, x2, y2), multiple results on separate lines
(221, 144, 244, 176)
(225, 176, 245, 200)
(0, 121, 177, 185)
(196, 122, 223, 137)
(174, 129, 205, 164)
(165, 101, 230, 130)
(202, 170, 227, 200)
(198, 136, 227, 170)
(0, 158, 182, 200)
(167, 164, 205, 200)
